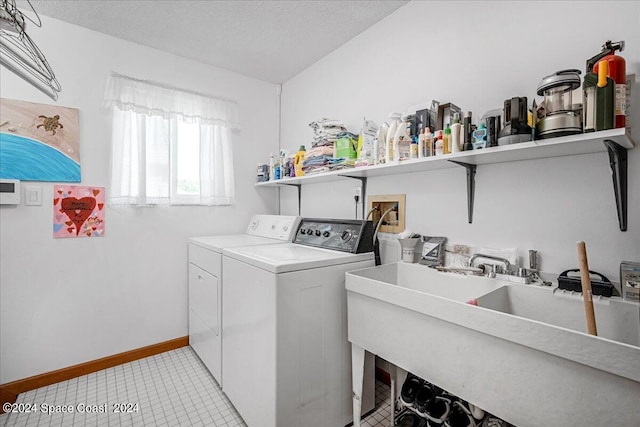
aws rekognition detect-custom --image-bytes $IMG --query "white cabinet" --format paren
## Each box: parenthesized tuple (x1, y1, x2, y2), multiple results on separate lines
(188, 244, 222, 385)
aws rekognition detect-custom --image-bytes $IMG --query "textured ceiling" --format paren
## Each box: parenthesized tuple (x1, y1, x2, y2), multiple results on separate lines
(18, 0, 409, 84)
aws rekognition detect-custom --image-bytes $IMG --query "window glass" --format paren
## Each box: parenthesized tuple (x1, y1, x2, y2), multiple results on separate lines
(176, 120, 200, 196)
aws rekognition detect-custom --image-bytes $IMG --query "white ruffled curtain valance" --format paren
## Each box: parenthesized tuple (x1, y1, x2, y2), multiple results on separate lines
(103, 73, 240, 130)
(104, 73, 237, 207)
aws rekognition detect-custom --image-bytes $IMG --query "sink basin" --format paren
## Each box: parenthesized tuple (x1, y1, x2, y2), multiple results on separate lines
(346, 262, 640, 427)
(351, 261, 501, 302)
(476, 283, 640, 346)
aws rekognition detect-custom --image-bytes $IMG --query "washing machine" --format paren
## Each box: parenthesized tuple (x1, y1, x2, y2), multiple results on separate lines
(222, 218, 376, 427)
(188, 215, 300, 386)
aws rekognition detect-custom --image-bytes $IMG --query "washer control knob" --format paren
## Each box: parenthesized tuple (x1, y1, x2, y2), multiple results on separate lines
(315, 230, 321, 236)
(300, 229, 306, 235)
(323, 231, 330, 238)
(341, 230, 353, 242)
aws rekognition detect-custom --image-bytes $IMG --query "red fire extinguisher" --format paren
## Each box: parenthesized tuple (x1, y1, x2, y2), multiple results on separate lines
(592, 41, 626, 128)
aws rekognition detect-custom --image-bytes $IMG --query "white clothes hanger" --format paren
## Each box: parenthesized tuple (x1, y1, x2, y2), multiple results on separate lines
(0, 0, 61, 100)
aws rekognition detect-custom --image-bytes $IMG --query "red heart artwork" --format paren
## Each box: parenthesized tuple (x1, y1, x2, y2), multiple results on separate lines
(60, 197, 96, 236)
(93, 189, 100, 196)
(53, 198, 59, 206)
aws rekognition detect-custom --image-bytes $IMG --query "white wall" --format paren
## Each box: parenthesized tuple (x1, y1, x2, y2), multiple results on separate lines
(0, 16, 278, 383)
(280, 1, 640, 280)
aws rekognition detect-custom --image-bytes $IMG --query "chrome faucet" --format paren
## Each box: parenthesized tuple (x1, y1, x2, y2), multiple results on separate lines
(468, 253, 512, 276)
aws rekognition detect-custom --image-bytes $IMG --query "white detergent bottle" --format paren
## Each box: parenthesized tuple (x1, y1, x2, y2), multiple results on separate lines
(450, 112, 462, 153)
(385, 113, 401, 164)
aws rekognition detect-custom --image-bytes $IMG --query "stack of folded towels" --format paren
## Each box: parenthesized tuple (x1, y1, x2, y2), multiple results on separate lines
(308, 118, 346, 148)
(302, 118, 358, 175)
(301, 145, 334, 175)
(303, 118, 357, 175)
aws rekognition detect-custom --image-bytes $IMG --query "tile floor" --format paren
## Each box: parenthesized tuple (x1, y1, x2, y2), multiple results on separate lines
(0, 346, 393, 427)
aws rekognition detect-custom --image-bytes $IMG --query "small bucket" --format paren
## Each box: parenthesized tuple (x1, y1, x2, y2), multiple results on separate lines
(398, 238, 420, 263)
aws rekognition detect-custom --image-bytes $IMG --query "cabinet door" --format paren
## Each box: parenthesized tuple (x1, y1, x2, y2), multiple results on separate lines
(190, 308, 221, 385)
(189, 263, 219, 335)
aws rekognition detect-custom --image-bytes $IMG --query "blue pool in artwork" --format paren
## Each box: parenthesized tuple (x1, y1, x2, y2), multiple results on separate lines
(0, 132, 81, 182)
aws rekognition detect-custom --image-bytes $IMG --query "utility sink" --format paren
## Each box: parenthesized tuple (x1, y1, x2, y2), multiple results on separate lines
(350, 261, 502, 302)
(347, 262, 640, 427)
(476, 283, 640, 346)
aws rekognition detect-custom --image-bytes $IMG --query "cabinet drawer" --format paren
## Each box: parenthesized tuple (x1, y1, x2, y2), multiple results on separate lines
(188, 243, 221, 277)
(189, 264, 219, 334)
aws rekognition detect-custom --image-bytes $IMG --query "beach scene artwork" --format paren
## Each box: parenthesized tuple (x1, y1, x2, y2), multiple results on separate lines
(0, 98, 80, 182)
(53, 185, 105, 238)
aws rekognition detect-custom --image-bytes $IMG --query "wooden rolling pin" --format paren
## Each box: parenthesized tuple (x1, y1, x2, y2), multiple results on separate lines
(577, 241, 598, 336)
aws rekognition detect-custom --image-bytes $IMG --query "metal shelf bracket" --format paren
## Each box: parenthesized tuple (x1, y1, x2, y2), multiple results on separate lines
(339, 175, 368, 220)
(282, 183, 302, 216)
(449, 161, 477, 224)
(604, 140, 628, 231)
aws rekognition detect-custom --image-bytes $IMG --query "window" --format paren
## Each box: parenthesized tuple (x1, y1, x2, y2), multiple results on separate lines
(103, 73, 239, 206)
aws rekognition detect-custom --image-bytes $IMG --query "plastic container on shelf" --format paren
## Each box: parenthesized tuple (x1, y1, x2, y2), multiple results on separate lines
(294, 145, 306, 177)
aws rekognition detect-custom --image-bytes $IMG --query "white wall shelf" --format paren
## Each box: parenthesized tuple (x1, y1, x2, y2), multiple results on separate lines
(256, 128, 635, 229)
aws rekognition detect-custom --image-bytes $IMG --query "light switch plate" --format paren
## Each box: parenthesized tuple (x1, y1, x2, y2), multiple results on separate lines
(24, 186, 42, 206)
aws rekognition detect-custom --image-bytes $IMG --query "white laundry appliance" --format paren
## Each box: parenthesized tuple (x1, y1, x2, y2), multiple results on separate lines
(222, 218, 377, 427)
(188, 215, 300, 386)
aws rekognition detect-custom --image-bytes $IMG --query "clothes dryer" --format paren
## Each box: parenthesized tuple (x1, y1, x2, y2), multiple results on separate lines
(188, 215, 300, 386)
